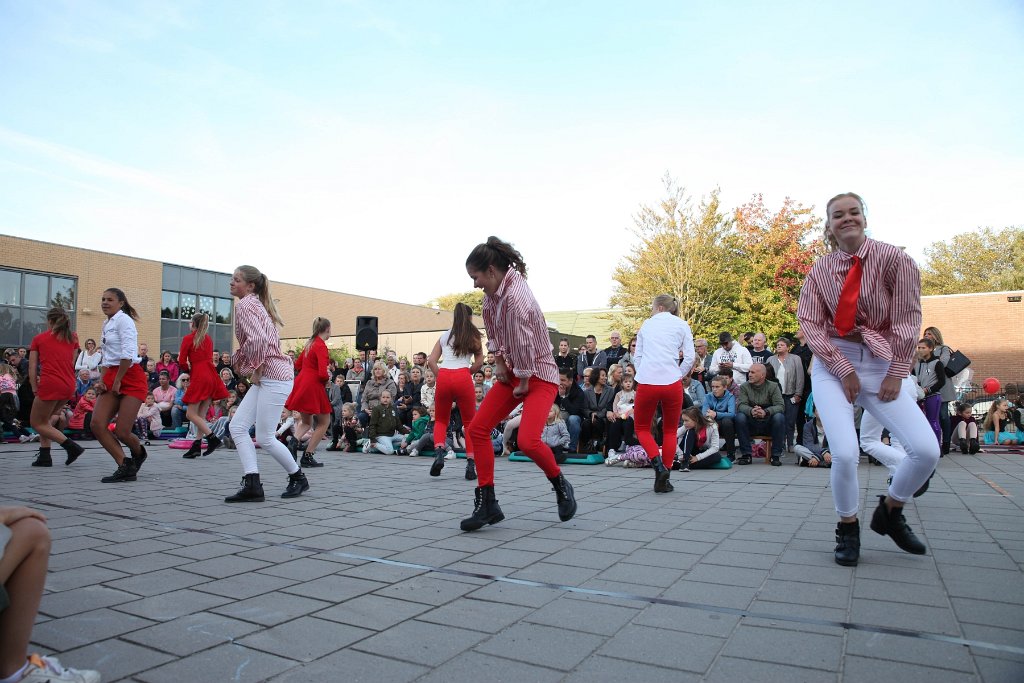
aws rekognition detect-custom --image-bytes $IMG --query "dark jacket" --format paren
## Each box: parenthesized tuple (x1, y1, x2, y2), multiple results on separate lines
(584, 385, 615, 420)
(556, 382, 586, 418)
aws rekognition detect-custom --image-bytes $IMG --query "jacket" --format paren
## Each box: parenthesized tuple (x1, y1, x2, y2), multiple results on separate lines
(738, 380, 784, 417)
(369, 403, 401, 439)
(701, 392, 736, 420)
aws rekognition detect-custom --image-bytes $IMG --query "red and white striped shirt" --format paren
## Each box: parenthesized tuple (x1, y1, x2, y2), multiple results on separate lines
(482, 268, 559, 384)
(232, 294, 293, 382)
(797, 238, 922, 380)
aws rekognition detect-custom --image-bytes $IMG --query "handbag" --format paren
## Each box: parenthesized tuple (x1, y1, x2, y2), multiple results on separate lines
(944, 349, 971, 377)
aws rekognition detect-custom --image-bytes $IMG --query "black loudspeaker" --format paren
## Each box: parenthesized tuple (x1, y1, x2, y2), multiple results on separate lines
(355, 316, 378, 351)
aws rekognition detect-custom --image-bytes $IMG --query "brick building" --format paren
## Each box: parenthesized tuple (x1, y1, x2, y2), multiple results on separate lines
(921, 291, 1024, 391)
(0, 235, 476, 360)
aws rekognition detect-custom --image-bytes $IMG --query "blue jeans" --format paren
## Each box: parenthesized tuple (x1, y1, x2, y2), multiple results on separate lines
(736, 411, 786, 457)
(565, 415, 581, 451)
(373, 434, 405, 454)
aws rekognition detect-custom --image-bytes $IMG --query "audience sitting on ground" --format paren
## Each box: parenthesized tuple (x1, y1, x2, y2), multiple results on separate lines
(67, 388, 96, 435)
(735, 363, 786, 465)
(152, 371, 176, 427)
(682, 374, 705, 408)
(676, 406, 723, 471)
(951, 401, 980, 454)
(365, 390, 407, 454)
(541, 403, 571, 463)
(134, 392, 163, 442)
(983, 399, 1022, 445)
(420, 369, 436, 410)
(359, 361, 398, 427)
(170, 374, 190, 430)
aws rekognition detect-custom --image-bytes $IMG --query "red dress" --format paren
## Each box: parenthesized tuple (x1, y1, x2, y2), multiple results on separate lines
(178, 333, 229, 404)
(285, 337, 331, 414)
(30, 330, 79, 401)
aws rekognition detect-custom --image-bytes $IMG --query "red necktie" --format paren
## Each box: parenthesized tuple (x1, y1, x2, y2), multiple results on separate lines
(834, 255, 862, 337)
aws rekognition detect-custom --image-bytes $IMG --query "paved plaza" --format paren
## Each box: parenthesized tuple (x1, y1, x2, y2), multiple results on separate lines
(1, 441, 1022, 682)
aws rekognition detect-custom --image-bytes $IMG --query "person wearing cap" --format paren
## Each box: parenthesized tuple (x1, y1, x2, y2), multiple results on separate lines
(709, 332, 753, 386)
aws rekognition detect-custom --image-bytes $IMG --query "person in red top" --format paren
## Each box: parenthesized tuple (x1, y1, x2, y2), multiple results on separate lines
(177, 313, 229, 459)
(797, 192, 939, 567)
(284, 317, 332, 469)
(27, 307, 85, 467)
(224, 265, 309, 502)
(462, 237, 577, 531)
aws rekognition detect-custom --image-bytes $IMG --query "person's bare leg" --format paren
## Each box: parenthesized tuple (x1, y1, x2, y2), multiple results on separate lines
(29, 399, 67, 447)
(185, 399, 213, 438)
(91, 392, 125, 464)
(303, 413, 330, 453)
(112, 397, 144, 457)
(0, 518, 50, 677)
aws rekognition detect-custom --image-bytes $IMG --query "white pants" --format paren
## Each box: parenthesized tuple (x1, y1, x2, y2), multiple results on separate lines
(812, 339, 939, 517)
(858, 376, 917, 476)
(230, 378, 299, 476)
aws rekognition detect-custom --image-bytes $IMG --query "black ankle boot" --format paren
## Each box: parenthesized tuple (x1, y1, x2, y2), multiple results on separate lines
(101, 457, 137, 483)
(203, 433, 222, 456)
(650, 456, 672, 493)
(548, 473, 578, 522)
(225, 473, 265, 502)
(869, 495, 926, 555)
(32, 447, 52, 467)
(133, 445, 148, 472)
(182, 439, 202, 459)
(460, 485, 505, 531)
(465, 458, 477, 481)
(281, 470, 309, 498)
(913, 470, 934, 498)
(429, 448, 445, 477)
(960, 439, 970, 454)
(969, 438, 980, 454)
(300, 452, 324, 468)
(834, 520, 860, 566)
(287, 436, 299, 462)
(61, 439, 84, 465)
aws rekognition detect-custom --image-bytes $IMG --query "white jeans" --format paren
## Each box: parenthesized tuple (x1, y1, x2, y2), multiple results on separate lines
(230, 379, 299, 476)
(812, 340, 939, 517)
(858, 376, 917, 476)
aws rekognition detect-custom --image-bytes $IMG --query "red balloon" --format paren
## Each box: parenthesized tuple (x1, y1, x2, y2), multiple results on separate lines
(983, 377, 1001, 394)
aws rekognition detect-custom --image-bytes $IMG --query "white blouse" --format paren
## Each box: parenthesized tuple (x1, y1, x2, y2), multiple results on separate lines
(100, 310, 141, 367)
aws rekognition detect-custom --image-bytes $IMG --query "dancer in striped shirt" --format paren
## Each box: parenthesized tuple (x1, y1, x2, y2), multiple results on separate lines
(797, 192, 939, 566)
(224, 266, 309, 502)
(461, 237, 577, 531)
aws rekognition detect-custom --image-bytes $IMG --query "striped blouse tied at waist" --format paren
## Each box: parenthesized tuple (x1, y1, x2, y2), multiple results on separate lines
(231, 294, 293, 382)
(797, 237, 922, 381)
(482, 268, 559, 385)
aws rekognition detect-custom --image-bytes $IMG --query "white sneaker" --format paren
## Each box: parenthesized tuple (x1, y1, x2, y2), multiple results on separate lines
(445, 449, 456, 460)
(607, 448, 616, 458)
(361, 441, 371, 453)
(408, 448, 419, 458)
(19, 434, 31, 443)
(21, 654, 101, 683)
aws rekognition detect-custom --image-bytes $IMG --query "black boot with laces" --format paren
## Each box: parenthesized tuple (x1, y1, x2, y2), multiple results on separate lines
(870, 495, 926, 555)
(548, 473, 578, 522)
(282, 470, 310, 498)
(460, 485, 504, 531)
(225, 473, 264, 502)
(182, 439, 202, 459)
(300, 452, 324, 468)
(650, 456, 672, 493)
(101, 457, 137, 483)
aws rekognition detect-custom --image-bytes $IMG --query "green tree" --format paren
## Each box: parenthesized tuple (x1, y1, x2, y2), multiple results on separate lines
(920, 227, 1024, 295)
(608, 178, 743, 340)
(426, 290, 484, 315)
(731, 195, 824, 341)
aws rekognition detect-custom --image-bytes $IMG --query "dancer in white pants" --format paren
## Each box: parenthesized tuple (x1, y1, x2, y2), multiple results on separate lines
(224, 266, 309, 502)
(798, 192, 939, 566)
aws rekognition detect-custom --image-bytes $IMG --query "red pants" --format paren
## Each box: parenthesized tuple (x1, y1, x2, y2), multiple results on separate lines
(433, 368, 477, 459)
(634, 380, 683, 469)
(467, 378, 560, 487)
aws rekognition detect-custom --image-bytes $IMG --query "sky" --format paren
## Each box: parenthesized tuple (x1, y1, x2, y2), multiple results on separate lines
(1, 0, 1022, 312)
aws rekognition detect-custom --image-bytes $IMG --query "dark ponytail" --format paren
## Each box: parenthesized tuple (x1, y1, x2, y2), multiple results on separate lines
(465, 236, 528, 278)
(105, 288, 139, 320)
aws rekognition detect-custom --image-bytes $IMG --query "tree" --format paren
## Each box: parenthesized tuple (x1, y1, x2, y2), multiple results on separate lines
(426, 290, 484, 315)
(608, 177, 743, 340)
(731, 195, 824, 341)
(920, 227, 1024, 295)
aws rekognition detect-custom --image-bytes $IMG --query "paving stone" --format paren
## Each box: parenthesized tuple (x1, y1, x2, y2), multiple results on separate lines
(114, 588, 234, 621)
(27, 607, 156, 650)
(414, 650, 565, 683)
(236, 616, 373, 661)
(123, 612, 263, 656)
(266, 648, 429, 683)
(721, 624, 843, 671)
(135, 642, 297, 683)
(951, 597, 1024, 629)
(371, 574, 479, 605)
(417, 597, 534, 633)
(758, 578, 850, 609)
(703, 656, 838, 682)
(850, 598, 962, 636)
(596, 623, 724, 672)
(845, 630, 976, 673)
(841, 655, 982, 682)
(352, 619, 488, 666)
(631, 603, 741, 638)
(210, 592, 334, 627)
(56, 636, 176, 680)
(45, 564, 128, 592)
(524, 595, 639, 636)
(314, 594, 433, 631)
(562, 654, 702, 682)
(39, 584, 140, 617)
(974, 655, 1024, 683)
(280, 573, 386, 602)
(476, 622, 606, 671)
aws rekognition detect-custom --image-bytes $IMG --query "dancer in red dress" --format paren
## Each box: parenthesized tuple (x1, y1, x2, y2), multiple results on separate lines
(178, 313, 229, 459)
(426, 302, 483, 480)
(284, 317, 332, 468)
(462, 237, 577, 531)
(27, 307, 85, 467)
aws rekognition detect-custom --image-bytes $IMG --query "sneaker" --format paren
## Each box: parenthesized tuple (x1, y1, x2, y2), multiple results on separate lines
(737, 454, 752, 465)
(20, 654, 101, 683)
(605, 453, 621, 466)
(445, 449, 456, 460)
(409, 448, 419, 458)
(29, 432, 40, 442)
(362, 441, 371, 453)
(606, 448, 616, 459)
(19, 434, 31, 443)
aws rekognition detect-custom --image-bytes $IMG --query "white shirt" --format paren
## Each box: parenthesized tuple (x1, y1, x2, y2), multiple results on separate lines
(438, 330, 473, 369)
(710, 344, 753, 385)
(100, 310, 141, 367)
(633, 312, 696, 386)
(75, 349, 102, 377)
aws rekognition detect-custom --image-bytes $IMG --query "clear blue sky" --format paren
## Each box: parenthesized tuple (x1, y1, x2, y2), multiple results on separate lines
(1, 0, 1021, 311)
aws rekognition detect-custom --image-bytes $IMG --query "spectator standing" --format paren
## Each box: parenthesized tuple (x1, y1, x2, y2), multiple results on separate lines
(604, 331, 626, 366)
(914, 338, 946, 448)
(554, 339, 577, 377)
(922, 326, 956, 454)
(710, 332, 753, 386)
(575, 335, 608, 380)
(791, 329, 814, 445)
(74, 338, 102, 380)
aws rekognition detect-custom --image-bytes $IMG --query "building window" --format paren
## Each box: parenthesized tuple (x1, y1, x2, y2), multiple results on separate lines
(161, 264, 232, 353)
(0, 267, 77, 347)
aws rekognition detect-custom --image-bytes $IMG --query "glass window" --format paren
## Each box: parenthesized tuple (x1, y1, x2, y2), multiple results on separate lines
(162, 264, 181, 291)
(214, 325, 233, 353)
(161, 321, 186, 356)
(216, 273, 232, 295)
(161, 291, 179, 320)
(23, 274, 48, 308)
(22, 308, 47, 340)
(0, 270, 19, 306)
(198, 271, 216, 295)
(51, 277, 75, 310)
(0, 306, 20, 346)
(215, 298, 233, 324)
(179, 268, 198, 293)
(180, 294, 196, 320)
(198, 295, 214, 318)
